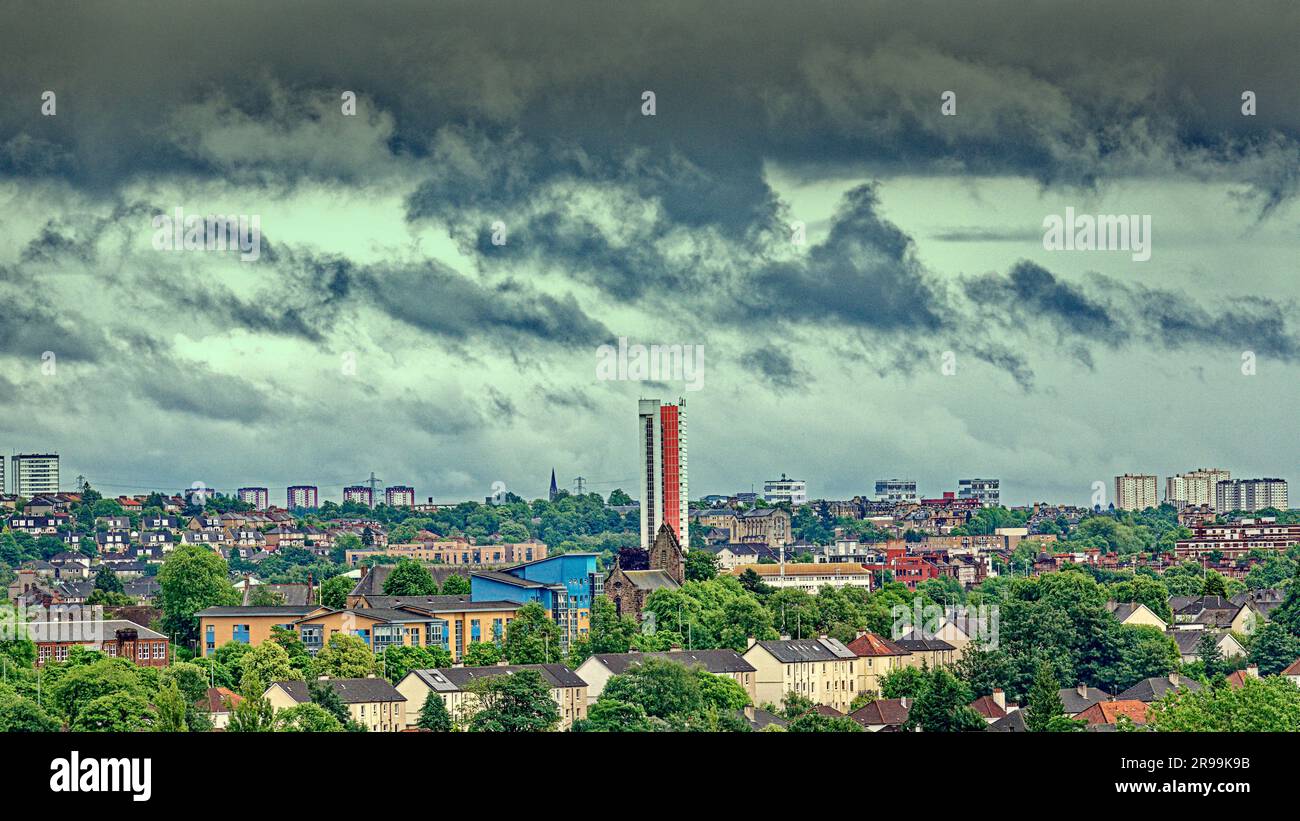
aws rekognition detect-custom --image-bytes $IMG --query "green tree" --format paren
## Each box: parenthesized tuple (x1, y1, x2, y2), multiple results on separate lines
(417, 693, 453, 731)
(314, 633, 377, 678)
(157, 545, 239, 645)
(463, 641, 503, 666)
(71, 692, 154, 731)
(502, 601, 562, 664)
(0, 691, 60, 732)
(240, 640, 299, 685)
(1025, 661, 1066, 732)
(1248, 622, 1300, 676)
(1148, 676, 1300, 731)
(572, 698, 653, 732)
(320, 574, 353, 609)
(379, 644, 451, 684)
(1196, 631, 1224, 679)
(383, 559, 439, 596)
(465, 669, 560, 732)
(601, 657, 706, 722)
(227, 670, 276, 732)
(93, 563, 124, 594)
(441, 574, 471, 596)
(905, 667, 985, 732)
(569, 595, 639, 664)
(685, 549, 719, 582)
(154, 679, 189, 732)
(275, 703, 344, 732)
(788, 710, 863, 732)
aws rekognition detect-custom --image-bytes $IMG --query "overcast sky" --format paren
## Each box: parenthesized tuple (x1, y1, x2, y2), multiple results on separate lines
(1, 1, 1297, 507)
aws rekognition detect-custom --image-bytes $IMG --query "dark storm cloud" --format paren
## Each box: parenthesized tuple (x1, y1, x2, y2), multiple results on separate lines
(743, 345, 809, 391)
(964, 260, 1300, 363)
(0, 279, 107, 363)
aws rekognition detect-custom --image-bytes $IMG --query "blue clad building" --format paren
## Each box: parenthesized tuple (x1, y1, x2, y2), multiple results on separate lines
(470, 553, 601, 652)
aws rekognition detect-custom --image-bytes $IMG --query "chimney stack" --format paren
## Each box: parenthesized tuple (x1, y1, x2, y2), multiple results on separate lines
(1077, 683, 1087, 698)
(1169, 672, 1180, 686)
(992, 688, 1005, 710)
(1246, 664, 1260, 678)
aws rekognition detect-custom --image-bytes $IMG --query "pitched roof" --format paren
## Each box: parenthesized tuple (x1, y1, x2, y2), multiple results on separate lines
(893, 633, 956, 653)
(1280, 657, 1300, 677)
(620, 569, 680, 591)
(198, 687, 242, 713)
(405, 664, 586, 692)
(25, 618, 166, 642)
(589, 649, 756, 675)
(739, 707, 788, 730)
(850, 698, 910, 727)
(272, 677, 405, 704)
(1058, 685, 1112, 714)
(751, 637, 856, 663)
(985, 710, 1028, 732)
(1117, 675, 1202, 702)
(470, 570, 552, 589)
(969, 695, 1008, 719)
(1076, 699, 1150, 726)
(845, 631, 910, 658)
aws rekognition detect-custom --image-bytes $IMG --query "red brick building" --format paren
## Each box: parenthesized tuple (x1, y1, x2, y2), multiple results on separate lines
(30, 618, 169, 667)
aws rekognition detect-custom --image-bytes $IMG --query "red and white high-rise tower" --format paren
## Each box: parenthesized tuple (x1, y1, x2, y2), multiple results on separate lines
(639, 398, 688, 548)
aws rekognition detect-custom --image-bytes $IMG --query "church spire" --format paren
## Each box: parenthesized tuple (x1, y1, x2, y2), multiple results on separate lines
(549, 468, 558, 502)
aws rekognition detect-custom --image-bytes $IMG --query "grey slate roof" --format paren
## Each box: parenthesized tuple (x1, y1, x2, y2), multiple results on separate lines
(752, 637, 856, 663)
(590, 649, 756, 675)
(273, 677, 405, 704)
(1058, 685, 1113, 714)
(620, 569, 680, 591)
(1117, 675, 1202, 702)
(985, 710, 1028, 732)
(407, 664, 586, 692)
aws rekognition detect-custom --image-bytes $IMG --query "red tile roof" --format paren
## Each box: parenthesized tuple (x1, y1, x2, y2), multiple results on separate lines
(1282, 657, 1300, 677)
(969, 695, 1008, 719)
(1076, 700, 1150, 726)
(850, 698, 910, 727)
(845, 631, 910, 658)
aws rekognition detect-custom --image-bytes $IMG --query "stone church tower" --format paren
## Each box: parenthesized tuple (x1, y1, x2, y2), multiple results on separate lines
(603, 523, 685, 621)
(648, 522, 685, 584)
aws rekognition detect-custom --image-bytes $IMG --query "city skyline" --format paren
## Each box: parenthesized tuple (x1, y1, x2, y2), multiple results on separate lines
(2, 2, 1298, 510)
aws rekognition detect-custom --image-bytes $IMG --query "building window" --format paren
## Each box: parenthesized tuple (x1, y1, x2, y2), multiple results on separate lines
(205, 625, 215, 652)
(233, 624, 250, 644)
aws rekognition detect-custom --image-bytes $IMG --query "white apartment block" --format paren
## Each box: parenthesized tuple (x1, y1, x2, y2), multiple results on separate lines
(237, 487, 269, 510)
(957, 478, 1000, 507)
(385, 485, 415, 507)
(1165, 468, 1230, 507)
(11, 453, 59, 497)
(1114, 474, 1158, 511)
(875, 478, 917, 504)
(1216, 479, 1288, 514)
(763, 474, 808, 507)
(286, 485, 318, 509)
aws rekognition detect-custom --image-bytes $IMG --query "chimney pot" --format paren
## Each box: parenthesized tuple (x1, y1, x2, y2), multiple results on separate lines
(1077, 683, 1087, 698)
(1169, 672, 1180, 686)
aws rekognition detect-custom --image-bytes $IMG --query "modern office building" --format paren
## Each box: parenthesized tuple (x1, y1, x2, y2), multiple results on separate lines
(763, 474, 808, 507)
(875, 479, 918, 504)
(1165, 468, 1230, 507)
(11, 453, 59, 497)
(1114, 474, 1158, 511)
(638, 398, 688, 549)
(237, 487, 269, 510)
(343, 485, 373, 506)
(1216, 478, 1288, 514)
(470, 553, 601, 653)
(286, 485, 319, 509)
(385, 485, 415, 507)
(957, 478, 1001, 507)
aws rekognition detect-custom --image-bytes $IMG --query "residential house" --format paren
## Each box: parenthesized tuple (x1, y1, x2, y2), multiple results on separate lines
(849, 697, 911, 731)
(969, 690, 1015, 724)
(198, 687, 242, 729)
(265, 677, 407, 732)
(894, 633, 957, 669)
(1117, 673, 1202, 702)
(844, 631, 911, 697)
(1076, 699, 1150, 728)
(1058, 684, 1113, 717)
(575, 649, 757, 704)
(396, 664, 588, 730)
(743, 636, 858, 713)
(1167, 629, 1247, 664)
(1106, 601, 1169, 631)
